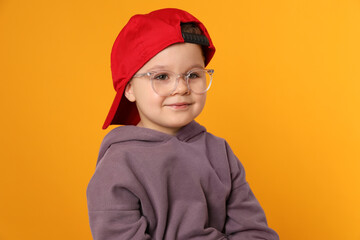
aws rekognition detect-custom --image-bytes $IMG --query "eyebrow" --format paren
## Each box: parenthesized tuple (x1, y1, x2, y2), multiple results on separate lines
(146, 64, 205, 72)
(146, 65, 167, 71)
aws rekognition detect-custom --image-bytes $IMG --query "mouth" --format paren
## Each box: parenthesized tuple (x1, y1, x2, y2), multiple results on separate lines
(165, 102, 192, 110)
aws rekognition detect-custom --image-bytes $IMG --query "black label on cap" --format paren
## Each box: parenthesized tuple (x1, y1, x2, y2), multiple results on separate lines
(182, 32, 210, 46)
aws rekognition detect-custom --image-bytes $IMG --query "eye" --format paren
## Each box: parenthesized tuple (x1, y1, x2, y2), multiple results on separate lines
(188, 71, 202, 79)
(153, 72, 170, 81)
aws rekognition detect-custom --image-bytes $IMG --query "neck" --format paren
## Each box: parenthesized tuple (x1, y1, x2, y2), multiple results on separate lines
(136, 121, 181, 136)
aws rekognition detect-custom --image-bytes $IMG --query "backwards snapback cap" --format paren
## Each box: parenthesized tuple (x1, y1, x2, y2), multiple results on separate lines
(102, 8, 216, 129)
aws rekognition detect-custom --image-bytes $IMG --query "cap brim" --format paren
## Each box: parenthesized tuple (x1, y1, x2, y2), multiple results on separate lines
(102, 85, 140, 129)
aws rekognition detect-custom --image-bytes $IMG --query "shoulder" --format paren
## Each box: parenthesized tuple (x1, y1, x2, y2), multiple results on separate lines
(202, 128, 246, 177)
(201, 128, 230, 151)
(200, 127, 238, 155)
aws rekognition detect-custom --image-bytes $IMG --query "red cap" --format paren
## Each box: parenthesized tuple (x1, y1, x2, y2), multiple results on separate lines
(102, 8, 216, 129)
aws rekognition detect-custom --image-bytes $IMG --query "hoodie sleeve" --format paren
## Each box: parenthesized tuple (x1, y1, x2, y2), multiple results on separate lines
(86, 149, 152, 240)
(224, 142, 279, 240)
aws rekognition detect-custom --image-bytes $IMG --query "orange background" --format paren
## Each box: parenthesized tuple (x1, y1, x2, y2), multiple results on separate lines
(1, 0, 359, 239)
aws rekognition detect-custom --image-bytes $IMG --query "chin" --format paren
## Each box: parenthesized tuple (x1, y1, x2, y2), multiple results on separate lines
(164, 117, 194, 129)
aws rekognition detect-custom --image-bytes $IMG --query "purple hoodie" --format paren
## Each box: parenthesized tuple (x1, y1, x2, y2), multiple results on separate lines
(87, 121, 279, 240)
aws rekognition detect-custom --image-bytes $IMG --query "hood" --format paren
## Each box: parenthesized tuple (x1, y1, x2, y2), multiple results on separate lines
(96, 121, 206, 165)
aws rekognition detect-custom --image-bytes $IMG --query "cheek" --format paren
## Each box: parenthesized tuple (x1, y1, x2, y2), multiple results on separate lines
(132, 81, 153, 100)
(196, 94, 207, 106)
(133, 84, 165, 106)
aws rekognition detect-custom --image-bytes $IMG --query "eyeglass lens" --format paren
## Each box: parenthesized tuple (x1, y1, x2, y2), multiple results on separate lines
(151, 69, 212, 96)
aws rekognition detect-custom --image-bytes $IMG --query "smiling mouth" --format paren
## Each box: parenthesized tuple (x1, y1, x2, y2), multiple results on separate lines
(165, 102, 192, 109)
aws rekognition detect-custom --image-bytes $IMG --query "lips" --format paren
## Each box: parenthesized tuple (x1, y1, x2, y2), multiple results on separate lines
(165, 102, 192, 109)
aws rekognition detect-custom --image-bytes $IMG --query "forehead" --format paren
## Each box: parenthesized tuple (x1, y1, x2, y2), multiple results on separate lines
(138, 43, 205, 72)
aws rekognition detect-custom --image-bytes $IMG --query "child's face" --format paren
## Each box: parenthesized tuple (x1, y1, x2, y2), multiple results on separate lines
(125, 43, 207, 135)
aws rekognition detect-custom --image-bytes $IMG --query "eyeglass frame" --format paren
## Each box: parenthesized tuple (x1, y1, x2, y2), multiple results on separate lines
(131, 68, 214, 96)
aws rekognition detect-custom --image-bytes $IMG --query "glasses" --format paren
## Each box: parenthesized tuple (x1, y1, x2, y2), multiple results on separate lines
(132, 68, 214, 96)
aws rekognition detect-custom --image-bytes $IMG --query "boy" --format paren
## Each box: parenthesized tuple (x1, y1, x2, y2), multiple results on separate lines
(87, 8, 279, 240)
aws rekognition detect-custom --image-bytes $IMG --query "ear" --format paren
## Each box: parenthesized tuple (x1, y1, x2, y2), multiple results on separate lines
(124, 81, 136, 102)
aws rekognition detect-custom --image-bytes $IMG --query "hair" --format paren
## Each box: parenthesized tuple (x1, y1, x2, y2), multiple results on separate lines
(181, 22, 202, 35)
(180, 22, 206, 61)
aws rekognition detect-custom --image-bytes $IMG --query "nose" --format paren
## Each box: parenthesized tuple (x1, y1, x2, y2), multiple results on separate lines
(172, 75, 190, 95)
